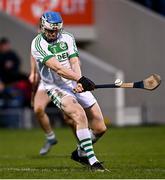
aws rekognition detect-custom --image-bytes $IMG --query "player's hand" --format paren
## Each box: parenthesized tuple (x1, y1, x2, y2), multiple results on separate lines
(76, 76, 95, 92)
(29, 73, 39, 84)
(73, 83, 84, 93)
(29, 73, 35, 84)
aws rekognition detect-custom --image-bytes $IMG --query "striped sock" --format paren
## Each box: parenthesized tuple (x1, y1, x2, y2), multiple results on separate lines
(76, 128, 98, 165)
(77, 129, 101, 157)
(77, 144, 87, 157)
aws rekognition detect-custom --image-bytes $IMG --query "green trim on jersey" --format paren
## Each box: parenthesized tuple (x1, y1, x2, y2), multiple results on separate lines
(43, 55, 54, 63)
(69, 53, 79, 59)
(35, 34, 48, 58)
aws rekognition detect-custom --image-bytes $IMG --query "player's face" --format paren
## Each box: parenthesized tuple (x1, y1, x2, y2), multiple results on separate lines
(45, 29, 58, 42)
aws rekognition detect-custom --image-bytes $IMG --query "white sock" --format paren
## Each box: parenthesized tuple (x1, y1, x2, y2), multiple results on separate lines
(46, 131, 55, 140)
(76, 128, 98, 165)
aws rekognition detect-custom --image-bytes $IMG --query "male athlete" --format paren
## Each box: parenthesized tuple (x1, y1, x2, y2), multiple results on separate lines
(29, 55, 57, 155)
(31, 11, 107, 171)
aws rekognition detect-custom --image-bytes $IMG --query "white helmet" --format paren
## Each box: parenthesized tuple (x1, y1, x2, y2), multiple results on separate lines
(40, 11, 63, 42)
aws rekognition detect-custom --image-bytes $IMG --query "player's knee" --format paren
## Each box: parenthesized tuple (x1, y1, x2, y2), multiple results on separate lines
(34, 106, 45, 117)
(100, 126, 107, 135)
(92, 115, 107, 135)
(94, 125, 107, 136)
(64, 115, 74, 126)
(72, 109, 87, 126)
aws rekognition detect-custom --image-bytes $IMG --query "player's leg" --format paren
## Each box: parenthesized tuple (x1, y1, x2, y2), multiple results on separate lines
(63, 113, 76, 134)
(63, 99, 107, 143)
(71, 92, 107, 166)
(77, 91, 107, 143)
(34, 88, 57, 155)
(47, 88, 105, 171)
(61, 95, 104, 171)
(63, 113, 90, 165)
(85, 102, 107, 143)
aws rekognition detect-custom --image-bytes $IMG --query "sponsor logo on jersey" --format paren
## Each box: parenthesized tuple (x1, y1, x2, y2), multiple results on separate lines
(56, 52, 68, 61)
(48, 42, 68, 54)
(48, 42, 68, 62)
(59, 42, 67, 50)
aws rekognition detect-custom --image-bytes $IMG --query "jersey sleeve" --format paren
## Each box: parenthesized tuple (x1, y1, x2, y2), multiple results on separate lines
(31, 35, 54, 64)
(66, 34, 79, 59)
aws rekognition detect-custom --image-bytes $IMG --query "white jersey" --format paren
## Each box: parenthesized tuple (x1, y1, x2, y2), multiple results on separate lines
(31, 31, 78, 89)
(31, 31, 96, 109)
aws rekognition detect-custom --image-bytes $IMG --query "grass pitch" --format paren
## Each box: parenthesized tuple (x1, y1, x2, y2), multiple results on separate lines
(0, 126, 165, 179)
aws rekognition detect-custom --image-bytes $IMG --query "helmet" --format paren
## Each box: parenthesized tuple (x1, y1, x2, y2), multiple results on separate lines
(40, 11, 63, 42)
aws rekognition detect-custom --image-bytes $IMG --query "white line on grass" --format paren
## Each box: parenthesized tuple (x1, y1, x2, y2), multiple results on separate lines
(0, 167, 85, 172)
(0, 168, 51, 172)
(0, 167, 165, 174)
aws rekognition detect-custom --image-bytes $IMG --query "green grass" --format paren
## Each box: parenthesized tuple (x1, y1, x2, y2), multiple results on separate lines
(0, 126, 165, 178)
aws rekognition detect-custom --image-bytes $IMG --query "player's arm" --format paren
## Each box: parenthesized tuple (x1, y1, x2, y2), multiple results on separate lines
(69, 57, 84, 92)
(70, 57, 82, 77)
(45, 57, 95, 92)
(29, 55, 39, 84)
(29, 55, 40, 107)
(45, 56, 81, 81)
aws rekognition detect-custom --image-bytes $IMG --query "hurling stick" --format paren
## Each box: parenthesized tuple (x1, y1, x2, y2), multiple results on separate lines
(95, 74, 161, 91)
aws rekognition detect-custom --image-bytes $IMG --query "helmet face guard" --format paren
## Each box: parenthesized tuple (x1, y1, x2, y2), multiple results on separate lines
(40, 12, 63, 42)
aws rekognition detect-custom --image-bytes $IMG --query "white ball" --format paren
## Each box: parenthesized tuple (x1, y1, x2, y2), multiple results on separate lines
(115, 79, 123, 86)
